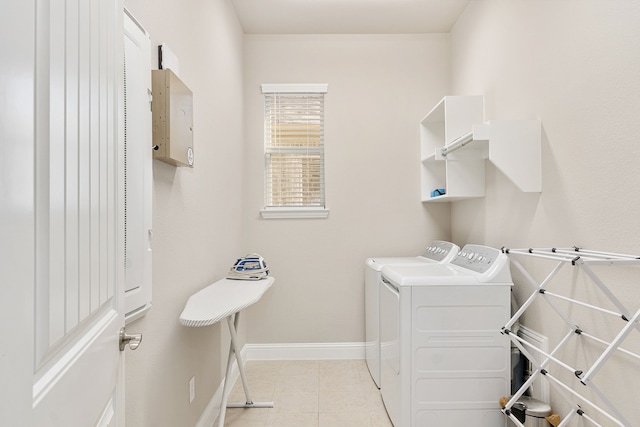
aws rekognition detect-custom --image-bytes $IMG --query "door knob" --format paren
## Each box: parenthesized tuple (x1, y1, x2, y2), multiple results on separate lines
(119, 327, 142, 351)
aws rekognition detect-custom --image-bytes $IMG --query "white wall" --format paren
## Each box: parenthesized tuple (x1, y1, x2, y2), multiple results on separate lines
(122, 0, 245, 425)
(451, 0, 640, 423)
(242, 34, 452, 344)
(117, 0, 640, 423)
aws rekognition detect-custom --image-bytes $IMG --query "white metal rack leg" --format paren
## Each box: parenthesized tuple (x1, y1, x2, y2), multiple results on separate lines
(500, 247, 640, 427)
(217, 312, 273, 427)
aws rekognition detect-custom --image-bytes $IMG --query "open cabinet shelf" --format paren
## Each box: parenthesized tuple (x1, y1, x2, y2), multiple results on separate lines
(420, 96, 541, 202)
(420, 96, 485, 201)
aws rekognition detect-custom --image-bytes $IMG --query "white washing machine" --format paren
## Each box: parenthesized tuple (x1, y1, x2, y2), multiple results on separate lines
(365, 241, 459, 388)
(379, 244, 512, 427)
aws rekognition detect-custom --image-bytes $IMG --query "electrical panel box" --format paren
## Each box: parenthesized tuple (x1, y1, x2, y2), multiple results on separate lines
(152, 69, 194, 167)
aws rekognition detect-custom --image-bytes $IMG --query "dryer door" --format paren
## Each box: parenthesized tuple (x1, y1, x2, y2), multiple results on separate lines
(380, 277, 400, 427)
(364, 263, 381, 388)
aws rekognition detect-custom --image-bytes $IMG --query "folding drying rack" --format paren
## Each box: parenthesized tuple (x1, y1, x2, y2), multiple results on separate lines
(500, 247, 640, 427)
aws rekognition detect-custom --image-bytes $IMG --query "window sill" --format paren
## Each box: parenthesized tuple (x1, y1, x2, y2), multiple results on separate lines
(260, 207, 330, 219)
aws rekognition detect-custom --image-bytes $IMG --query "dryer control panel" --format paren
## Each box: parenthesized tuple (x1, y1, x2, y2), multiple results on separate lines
(422, 240, 459, 262)
(451, 244, 505, 274)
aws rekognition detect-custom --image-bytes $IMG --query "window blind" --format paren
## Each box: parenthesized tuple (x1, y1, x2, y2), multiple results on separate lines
(263, 85, 327, 209)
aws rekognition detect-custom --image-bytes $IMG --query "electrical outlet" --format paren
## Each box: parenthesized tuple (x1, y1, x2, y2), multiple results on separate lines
(189, 376, 195, 403)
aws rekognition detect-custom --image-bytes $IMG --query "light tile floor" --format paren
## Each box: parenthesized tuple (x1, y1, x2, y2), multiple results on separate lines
(223, 359, 393, 427)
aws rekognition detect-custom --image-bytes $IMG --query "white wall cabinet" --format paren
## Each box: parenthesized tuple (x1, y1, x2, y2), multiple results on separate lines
(420, 96, 541, 202)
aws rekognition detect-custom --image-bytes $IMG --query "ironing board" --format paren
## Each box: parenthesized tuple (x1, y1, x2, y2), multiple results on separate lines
(179, 277, 275, 427)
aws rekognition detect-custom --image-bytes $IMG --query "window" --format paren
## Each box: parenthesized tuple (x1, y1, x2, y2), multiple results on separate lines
(261, 84, 329, 219)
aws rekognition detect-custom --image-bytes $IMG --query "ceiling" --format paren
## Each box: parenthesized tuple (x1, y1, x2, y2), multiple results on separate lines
(230, 0, 472, 34)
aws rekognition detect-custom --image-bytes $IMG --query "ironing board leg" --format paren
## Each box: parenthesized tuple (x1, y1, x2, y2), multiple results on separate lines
(217, 313, 274, 427)
(217, 317, 236, 427)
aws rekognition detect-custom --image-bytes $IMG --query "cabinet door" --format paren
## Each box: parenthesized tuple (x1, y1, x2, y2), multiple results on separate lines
(123, 9, 153, 322)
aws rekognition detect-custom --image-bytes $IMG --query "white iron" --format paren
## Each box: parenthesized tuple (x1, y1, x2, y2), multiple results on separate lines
(227, 253, 270, 280)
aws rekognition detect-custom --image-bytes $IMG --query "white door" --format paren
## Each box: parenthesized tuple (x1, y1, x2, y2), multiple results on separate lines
(0, 0, 127, 425)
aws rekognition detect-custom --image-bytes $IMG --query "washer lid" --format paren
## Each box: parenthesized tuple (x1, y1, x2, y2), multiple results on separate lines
(366, 241, 460, 271)
(366, 256, 436, 272)
(381, 247, 513, 286)
(381, 263, 476, 286)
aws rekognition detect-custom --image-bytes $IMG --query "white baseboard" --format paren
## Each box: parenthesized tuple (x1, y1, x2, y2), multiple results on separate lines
(195, 342, 365, 427)
(194, 347, 245, 427)
(244, 341, 365, 360)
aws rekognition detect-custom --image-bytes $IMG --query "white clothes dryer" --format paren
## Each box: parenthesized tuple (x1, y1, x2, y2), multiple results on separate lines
(365, 241, 459, 388)
(379, 245, 512, 427)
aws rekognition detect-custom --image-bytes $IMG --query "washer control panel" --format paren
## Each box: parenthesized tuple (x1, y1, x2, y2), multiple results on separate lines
(451, 244, 503, 274)
(422, 240, 458, 262)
